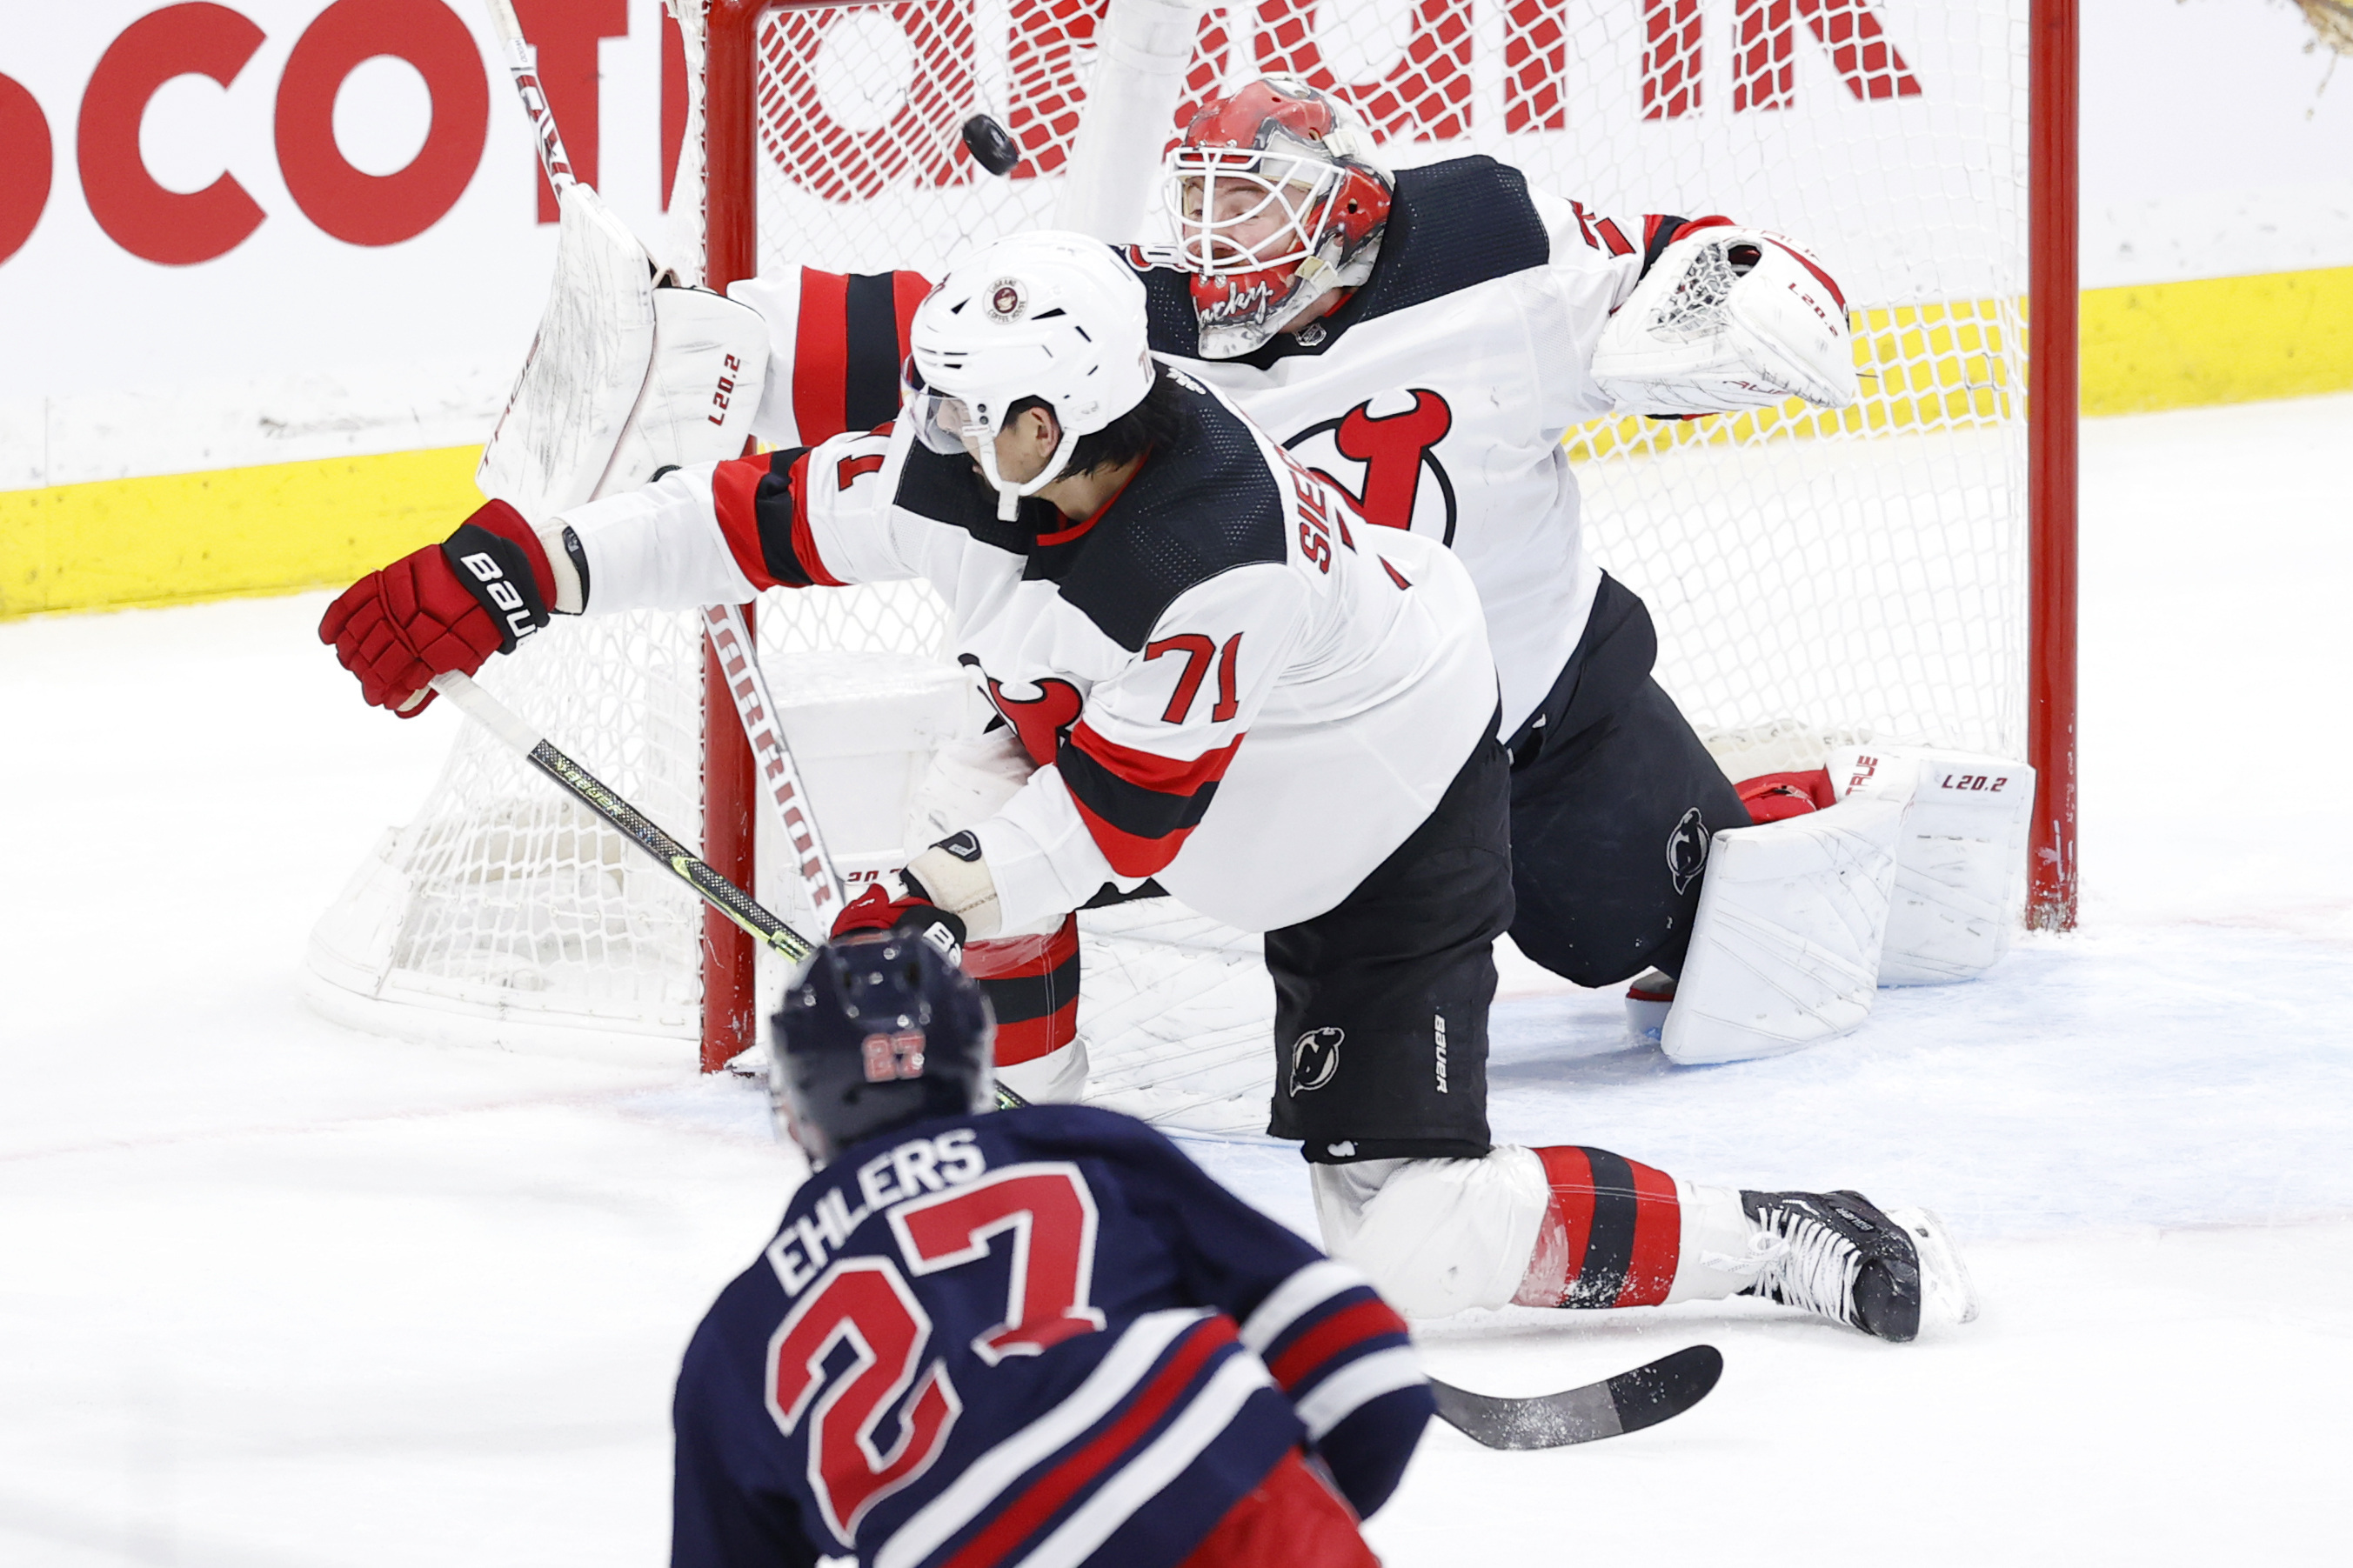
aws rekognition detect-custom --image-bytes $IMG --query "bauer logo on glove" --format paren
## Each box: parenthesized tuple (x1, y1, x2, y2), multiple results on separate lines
(318, 499, 558, 717)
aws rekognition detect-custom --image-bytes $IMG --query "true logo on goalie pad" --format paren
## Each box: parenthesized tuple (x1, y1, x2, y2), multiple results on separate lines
(1289, 1027, 1342, 1095)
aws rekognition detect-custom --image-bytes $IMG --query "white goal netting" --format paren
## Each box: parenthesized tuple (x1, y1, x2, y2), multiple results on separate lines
(307, 0, 2034, 1128)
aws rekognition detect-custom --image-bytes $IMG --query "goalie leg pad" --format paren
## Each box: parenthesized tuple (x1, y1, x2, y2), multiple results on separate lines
(1829, 746, 2035, 985)
(1661, 787, 1904, 1064)
(478, 184, 658, 522)
(477, 183, 771, 536)
(593, 284, 772, 499)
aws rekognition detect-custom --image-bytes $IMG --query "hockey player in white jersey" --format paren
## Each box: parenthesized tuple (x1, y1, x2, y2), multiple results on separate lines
(322, 234, 1976, 1345)
(671, 77, 2028, 1079)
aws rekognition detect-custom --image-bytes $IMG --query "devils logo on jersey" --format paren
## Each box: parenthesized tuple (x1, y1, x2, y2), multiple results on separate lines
(1288, 1027, 1343, 1095)
(1287, 389, 1458, 544)
(973, 663, 1086, 767)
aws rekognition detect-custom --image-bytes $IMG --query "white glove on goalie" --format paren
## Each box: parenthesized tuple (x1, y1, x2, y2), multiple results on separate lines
(1591, 226, 1859, 417)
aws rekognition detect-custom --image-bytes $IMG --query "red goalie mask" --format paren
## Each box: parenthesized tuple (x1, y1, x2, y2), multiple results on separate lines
(1161, 77, 1392, 358)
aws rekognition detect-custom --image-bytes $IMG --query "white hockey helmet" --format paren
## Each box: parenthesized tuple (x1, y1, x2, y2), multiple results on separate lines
(906, 230, 1157, 520)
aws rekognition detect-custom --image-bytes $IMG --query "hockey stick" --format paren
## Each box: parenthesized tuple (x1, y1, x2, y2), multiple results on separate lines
(1427, 1344, 1722, 1451)
(431, 671, 817, 965)
(483, 0, 577, 190)
(425, 671, 1030, 1106)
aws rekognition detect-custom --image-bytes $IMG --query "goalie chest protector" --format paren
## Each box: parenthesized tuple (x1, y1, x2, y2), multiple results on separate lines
(1136, 157, 1632, 739)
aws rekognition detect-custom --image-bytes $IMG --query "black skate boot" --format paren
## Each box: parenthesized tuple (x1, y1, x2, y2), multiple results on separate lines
(1736, 1189, 1924, 1343)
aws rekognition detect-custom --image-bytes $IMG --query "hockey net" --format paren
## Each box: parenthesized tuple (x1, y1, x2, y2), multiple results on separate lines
(306, 0, 2047, 1130)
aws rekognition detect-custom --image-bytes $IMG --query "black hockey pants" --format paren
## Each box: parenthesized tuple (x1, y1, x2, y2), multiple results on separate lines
(1265, 722, 1515, 1164)
(1503, 573, 1750, 987)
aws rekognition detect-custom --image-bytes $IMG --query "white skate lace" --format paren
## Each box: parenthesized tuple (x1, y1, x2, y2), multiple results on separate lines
(1738, 1208, 1860, 1326)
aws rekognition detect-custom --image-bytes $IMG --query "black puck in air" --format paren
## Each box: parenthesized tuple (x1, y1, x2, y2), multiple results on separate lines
(961, 114, 1019, 177)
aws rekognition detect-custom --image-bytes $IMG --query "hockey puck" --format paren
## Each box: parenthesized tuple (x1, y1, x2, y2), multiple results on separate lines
(961, 114, 1019, 177)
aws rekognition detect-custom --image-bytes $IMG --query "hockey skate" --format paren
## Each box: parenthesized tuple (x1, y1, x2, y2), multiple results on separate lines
(1729, 1190, 1977, 1342)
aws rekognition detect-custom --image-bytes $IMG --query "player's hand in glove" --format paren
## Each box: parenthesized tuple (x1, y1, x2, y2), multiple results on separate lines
(318, 500, 557, 717)
(832, 869, 968, 965)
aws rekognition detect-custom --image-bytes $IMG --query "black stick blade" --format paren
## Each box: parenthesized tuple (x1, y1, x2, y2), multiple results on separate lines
(961, 114, 1019, 177)
(1428, 1344, 1722, 1451)
(1608, 1343, 1723, 1433)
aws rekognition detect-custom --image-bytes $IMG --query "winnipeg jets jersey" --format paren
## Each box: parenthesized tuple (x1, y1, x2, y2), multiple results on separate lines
(729, 158, 1698, 739)
(556, 372, 1497, 934)
(672, 1105, 1431, 1568)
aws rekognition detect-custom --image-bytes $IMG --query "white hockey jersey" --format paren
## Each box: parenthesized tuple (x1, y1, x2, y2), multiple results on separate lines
(730, 158, 1705, 740)
(554, 371, 1496, 935)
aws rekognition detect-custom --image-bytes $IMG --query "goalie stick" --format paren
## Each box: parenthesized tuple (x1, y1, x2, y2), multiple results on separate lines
(483, 0, 575, 187)
(428, 671, 1027, 1108)
(1427, 1344, 1722, 1451)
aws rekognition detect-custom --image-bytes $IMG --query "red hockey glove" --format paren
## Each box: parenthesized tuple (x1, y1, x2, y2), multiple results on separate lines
(318, 500, 557, 717)
(1736, 768, 1837, 824)
(832, 869, 967, 966)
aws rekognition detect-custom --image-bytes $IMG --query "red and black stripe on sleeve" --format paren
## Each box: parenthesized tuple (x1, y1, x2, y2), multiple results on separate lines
(709, 447, 846, 591)
(792, 267, 932, 442)
(1057, 724, 1245, 879)
(1529, 1144, 1681, 1309)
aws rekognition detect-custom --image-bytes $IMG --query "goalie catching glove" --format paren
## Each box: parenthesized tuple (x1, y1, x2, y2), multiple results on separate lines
(318, 500, 558, 717)
(1592, 225, 1859, 417)
(830, 831, 1006, 965)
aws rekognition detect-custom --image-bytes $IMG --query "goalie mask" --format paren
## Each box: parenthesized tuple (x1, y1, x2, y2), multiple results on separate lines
(1162, 77, 1391, 359)
(905, 230, 1157, 520)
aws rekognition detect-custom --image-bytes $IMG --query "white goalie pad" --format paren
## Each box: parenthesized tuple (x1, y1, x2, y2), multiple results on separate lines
(478, 184, 656, 519)
(1661, 783, 1905, 1065)
(1591, 226, 1860, 417)
(1831, 745, 2035, 985)
(598, 285, 770, 498)
(478, 183, 768, 525)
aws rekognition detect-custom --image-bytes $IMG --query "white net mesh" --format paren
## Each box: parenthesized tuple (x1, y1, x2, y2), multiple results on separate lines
(310, 0, 2034, 1111)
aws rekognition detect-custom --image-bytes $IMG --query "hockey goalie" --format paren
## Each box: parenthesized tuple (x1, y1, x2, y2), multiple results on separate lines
(322, 233, 1976, 1344)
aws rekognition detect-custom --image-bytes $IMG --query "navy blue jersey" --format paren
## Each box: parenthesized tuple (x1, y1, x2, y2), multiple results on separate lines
(673, 1104, 1430, 1568)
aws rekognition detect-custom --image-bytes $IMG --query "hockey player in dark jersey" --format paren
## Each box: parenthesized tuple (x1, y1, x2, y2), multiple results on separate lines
(672, 931, 1428, 1568)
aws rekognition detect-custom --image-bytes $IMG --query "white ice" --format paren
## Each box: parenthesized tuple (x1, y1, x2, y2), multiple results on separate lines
(4, 395, 2350, 1565)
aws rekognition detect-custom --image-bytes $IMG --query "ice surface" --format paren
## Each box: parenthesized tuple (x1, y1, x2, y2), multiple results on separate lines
(3, 396, 2350, 1565)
